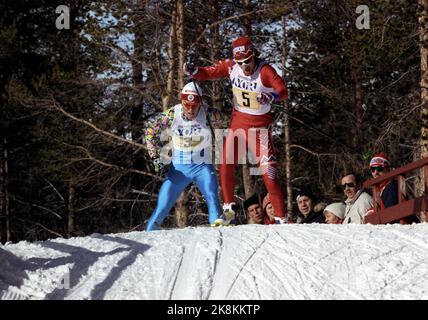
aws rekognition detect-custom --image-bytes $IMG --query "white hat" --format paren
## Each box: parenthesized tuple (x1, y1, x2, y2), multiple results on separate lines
(323, 202, 346, 219)
(181, 82, 202, 96)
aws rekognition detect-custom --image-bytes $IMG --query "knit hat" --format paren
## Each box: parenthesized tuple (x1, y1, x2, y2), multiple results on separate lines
(232, 36, 254, 62)
(294, 187, 315, 202)
(323, 202, 346, 219)
(262, 193, 271, 211)
(181, 82, 202, 109)
(244, 194, 261, 211)
(369, 152, 390, 168)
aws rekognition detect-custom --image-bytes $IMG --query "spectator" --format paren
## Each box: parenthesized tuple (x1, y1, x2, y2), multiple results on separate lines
(341, 173, 372, 224)
(295, 188, 325, 224)
(262, 193, 286, 224)
(323, 202, 346, 224)
(244, 194, 265, 224)
(369, 153, 398, 209)
(369, 153, 419, 224)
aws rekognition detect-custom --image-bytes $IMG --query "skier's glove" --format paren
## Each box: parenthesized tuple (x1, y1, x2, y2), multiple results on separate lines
(183, 62, 198, 77)
(152, 157, 165, 174)
(273, 217, 286, 224)
(256, 92, 275, 105)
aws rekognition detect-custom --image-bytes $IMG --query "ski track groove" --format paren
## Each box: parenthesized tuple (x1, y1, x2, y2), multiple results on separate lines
(229, 232, 287, 299)
(372, 258, 426, 298)
(273, 229, 364, 299)
(206, 228, 224, 300)
(389, 229, 428, 255)
(167, 246, 185, 300)
(224, 231, 270, 299)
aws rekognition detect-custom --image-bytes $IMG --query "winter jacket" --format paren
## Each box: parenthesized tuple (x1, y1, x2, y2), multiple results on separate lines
(300, 211, 326, 224)
(380, 179, 398, 209)
(343, 190, 373, 224)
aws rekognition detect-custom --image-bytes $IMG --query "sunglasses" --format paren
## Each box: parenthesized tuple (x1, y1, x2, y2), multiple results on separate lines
(370, 166, 384, 173)
(182, 101, 200, 110)
(342, 182, 356, 190)
(236, 55, 254, 65)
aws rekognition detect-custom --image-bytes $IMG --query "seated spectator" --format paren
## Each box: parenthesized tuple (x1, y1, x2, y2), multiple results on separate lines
(341, 173, 372, 224)
(323, 202, 346, 224)
(244, 194, 265, 224)
(262, 193, 286, 224)
(295, 188, 325, 224)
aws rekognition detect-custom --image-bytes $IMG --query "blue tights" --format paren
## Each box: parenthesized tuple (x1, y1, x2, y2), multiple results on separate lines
(145, 163, 221, 231)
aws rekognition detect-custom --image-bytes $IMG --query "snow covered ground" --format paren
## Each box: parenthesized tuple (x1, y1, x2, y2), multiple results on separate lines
(1, 223, 428, 300)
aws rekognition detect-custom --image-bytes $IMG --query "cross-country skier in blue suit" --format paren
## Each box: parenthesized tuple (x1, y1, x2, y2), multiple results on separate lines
(145, 82, 226, 231)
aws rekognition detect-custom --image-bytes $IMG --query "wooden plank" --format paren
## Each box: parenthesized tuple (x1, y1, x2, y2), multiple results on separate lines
(372, 186, 379, 213)
(397, 175, 405, 203)
(365, 195, 428, 224)
(364, 211, 381, 224)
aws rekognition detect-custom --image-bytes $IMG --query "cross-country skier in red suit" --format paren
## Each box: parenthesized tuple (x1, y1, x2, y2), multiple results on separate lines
(183, 36, 288, 222)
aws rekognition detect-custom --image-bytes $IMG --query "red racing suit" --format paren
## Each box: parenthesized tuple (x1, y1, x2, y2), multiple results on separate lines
(193, 58, 288, 218)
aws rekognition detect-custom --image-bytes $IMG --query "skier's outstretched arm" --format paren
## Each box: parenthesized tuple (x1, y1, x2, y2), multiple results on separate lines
(184, 59, 233, 81)
(146, 108, 175, 159)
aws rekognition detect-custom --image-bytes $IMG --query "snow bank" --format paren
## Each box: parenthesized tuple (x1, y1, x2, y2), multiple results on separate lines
(1, 223, 428, 300)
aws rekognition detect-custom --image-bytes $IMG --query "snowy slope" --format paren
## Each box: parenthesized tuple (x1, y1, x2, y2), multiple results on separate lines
(1, 223, 428, 300)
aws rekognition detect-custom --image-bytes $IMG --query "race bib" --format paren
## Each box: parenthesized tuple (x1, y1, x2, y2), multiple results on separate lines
(172, 135, 203, 151)
(232, 87, 260, 110)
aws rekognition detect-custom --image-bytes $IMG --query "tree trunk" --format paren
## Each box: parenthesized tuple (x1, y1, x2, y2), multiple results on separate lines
(176, 0, 185, 91)
(175, 192, 189, 228)
(242, 0, 252, 36)
(162, 3, 177, 111)
(419, 0, 428, 221)
(210, 0, 222, 110)
(351, 60, 363, 154)
(420, 0, 428, 159)
(242, 164, 255, 198)
(0, 136, 11, 242)
(67, 172, 76, 238)
(174, 0, 189, 227)
(281, 15, 293, 221)
(131, 2, 145, 140)
(240, 0, 254, 198)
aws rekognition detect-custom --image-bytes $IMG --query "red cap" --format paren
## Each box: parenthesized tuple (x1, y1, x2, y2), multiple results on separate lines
(369, 152, 390, 168)
(262, 193, 271, 211)
(232, 36, 254, 61)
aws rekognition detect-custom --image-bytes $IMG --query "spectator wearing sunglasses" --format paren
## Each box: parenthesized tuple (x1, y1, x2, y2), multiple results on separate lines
(341, 173, 373, 224)
(369, 153, 398, 210)
(183, 35, 288, 224)
(368, 153, 420, 224)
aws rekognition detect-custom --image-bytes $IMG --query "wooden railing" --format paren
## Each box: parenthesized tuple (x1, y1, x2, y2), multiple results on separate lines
(363, 156, 428, 224)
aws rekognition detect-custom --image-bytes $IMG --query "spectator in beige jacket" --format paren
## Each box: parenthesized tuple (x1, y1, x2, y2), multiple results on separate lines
(341, 173, 373, 224)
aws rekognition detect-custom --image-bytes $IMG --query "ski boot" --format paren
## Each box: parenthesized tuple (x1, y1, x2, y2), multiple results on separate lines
(212, 203, 238, 227)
